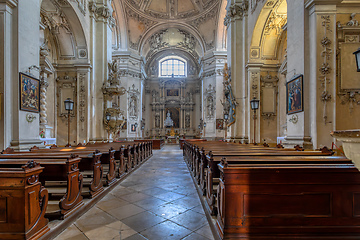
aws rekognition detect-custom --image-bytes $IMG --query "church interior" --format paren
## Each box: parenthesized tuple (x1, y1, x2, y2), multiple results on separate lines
(1, 0, 360, 239)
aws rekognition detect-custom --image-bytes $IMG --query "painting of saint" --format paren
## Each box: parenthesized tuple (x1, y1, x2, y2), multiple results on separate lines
(286, 75, 303, 115)
(167, 89, 179, 96)
(19, 72, 40, 112)
(216, 119, 224, 129)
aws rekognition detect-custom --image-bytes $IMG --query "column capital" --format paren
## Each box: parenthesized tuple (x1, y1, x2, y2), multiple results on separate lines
(224, 1, 248, 27)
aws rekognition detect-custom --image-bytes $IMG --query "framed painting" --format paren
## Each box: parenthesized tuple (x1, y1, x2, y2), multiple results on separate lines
(131, 124, 137, 132)
(286, 74, 303, 115)
(216, 119, 224, 129)
(122, 119, 127, 130)
(19, 72, 40, 113)
(167, 89, 179, 96)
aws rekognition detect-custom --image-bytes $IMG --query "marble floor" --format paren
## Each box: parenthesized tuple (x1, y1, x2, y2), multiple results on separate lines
(53, 145, 214, 240)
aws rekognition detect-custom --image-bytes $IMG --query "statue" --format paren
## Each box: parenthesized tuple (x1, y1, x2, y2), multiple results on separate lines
(347, 13, 359, 26)
(207, 96, 214, 118)
(164, 111, 174, 127)
(185, 114, 190, 128)
(155, 114, 160, 128)
(129, 96, 137, 117)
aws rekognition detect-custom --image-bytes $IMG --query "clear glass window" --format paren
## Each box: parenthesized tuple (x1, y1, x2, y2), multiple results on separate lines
(159, 57, 186, 77)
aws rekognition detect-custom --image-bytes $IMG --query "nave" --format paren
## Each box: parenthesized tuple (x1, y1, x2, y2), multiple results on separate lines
(53, 145, 214, 240)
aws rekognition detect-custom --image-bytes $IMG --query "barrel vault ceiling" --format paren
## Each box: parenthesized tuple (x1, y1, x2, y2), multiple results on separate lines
(119, 0, 222, 59)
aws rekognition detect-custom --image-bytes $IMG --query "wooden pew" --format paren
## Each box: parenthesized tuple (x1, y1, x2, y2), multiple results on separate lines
(135, 139, 163, 149)
(0, 155, 84, 219)
(1, 149, 104, 199)
(0, 161, 49, 240)
(88, 142, 138, 173)
(183, 140, 338, 216)
(203, 152, 339, 215)
(30, 146, 117, 187)
(216, 160, 360, 239)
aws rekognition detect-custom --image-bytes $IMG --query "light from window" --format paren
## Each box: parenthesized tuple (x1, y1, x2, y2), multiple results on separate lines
(160, 58, 186, 77)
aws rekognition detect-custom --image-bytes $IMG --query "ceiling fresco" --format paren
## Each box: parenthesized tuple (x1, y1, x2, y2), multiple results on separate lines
(119, 0, 222, 57)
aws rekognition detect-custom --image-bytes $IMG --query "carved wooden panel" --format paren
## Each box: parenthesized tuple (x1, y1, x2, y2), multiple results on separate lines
(0, 197, 6, 223)
(28, 190, 40, 226)
(353, 193, 360, 217)
(243, 193, 331, 217)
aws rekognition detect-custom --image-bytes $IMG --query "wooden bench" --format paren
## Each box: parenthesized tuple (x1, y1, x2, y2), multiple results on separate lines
(0, 154, 85, 220)
(30, 146, 117, 187)
(0, 161, 49, 240)
(216, 160, 360, 239)
(1, 149, 104, 199)
(135, 139, 163, 149)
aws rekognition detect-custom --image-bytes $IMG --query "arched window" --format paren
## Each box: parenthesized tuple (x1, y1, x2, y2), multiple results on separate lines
(159, 56, 186, 77)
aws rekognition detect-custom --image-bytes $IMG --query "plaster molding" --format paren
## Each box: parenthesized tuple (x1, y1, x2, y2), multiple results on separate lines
(318, 15, 334, 125)
(0, 0, 17, 8)
(128, 84, 140, 120)
(224, 1, 249, 27)
(204, 84, 216, 120)
(338, 91, 360, 114)
(88, 1, 111, 20)
(78, 73, 86, 123)
(305, 0, 342, 9)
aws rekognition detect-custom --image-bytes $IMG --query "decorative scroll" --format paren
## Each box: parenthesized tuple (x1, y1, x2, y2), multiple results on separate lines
(319, 15, 333, 124)
(222, 63, 237, 127)
(224, 1, 249, 26)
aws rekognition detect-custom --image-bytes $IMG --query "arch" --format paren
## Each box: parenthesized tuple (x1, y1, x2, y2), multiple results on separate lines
(215, 0, 228, 51)
(145, 48, 201, 79)
(112, 0, 128, 50)
(139, 23, 206, 59)
(249, 0, 287, 63)
(40, 0, 88, 62)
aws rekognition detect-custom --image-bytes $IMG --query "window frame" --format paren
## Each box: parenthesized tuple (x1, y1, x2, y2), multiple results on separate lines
(158, 56, 187, 78)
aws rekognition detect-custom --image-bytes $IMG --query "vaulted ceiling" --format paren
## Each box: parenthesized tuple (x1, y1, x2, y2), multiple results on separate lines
(126, 0, 219, 20)
(118, 0, 222, 60)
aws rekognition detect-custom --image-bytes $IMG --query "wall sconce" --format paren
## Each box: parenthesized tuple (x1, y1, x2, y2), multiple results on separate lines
(250, 97, 260, 144)
(64, 98, 74, 147)
(224, 113, 229, 140)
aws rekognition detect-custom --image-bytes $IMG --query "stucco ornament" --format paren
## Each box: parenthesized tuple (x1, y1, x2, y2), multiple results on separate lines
(222, 63, 237, 127)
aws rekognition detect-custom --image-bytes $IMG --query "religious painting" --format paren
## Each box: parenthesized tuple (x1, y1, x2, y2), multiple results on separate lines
(216, 119, 224, 129)
(19, 72, 40, 113)
(286, 75, 303, 115)
(131, 124, 137, 132)
(121, 119, 127, 130)
(165, 107, 180, 128)
(167, 89, 179, 96)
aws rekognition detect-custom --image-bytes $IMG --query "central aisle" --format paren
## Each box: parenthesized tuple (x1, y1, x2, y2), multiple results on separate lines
(54, 145, 214, 240)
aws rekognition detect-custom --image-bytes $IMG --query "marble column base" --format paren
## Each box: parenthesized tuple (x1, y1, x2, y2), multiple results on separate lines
(282, 136, 313, 149)
(89, 138, 106, 143)
(231, 136, 249, 144)
(10, 139, 44, 150)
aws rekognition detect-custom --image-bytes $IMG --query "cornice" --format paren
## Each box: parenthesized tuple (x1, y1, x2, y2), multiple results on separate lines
(0, 0, 17, 8)
(305, 0, 342, 9)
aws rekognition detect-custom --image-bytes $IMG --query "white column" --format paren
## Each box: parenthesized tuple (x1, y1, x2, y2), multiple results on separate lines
(306, 2, 337, 148)
(0, 0, 17, 149)
(225, 0, 248, 142)
(88, 1, 112, 142)
(1, 0, 43, 149)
